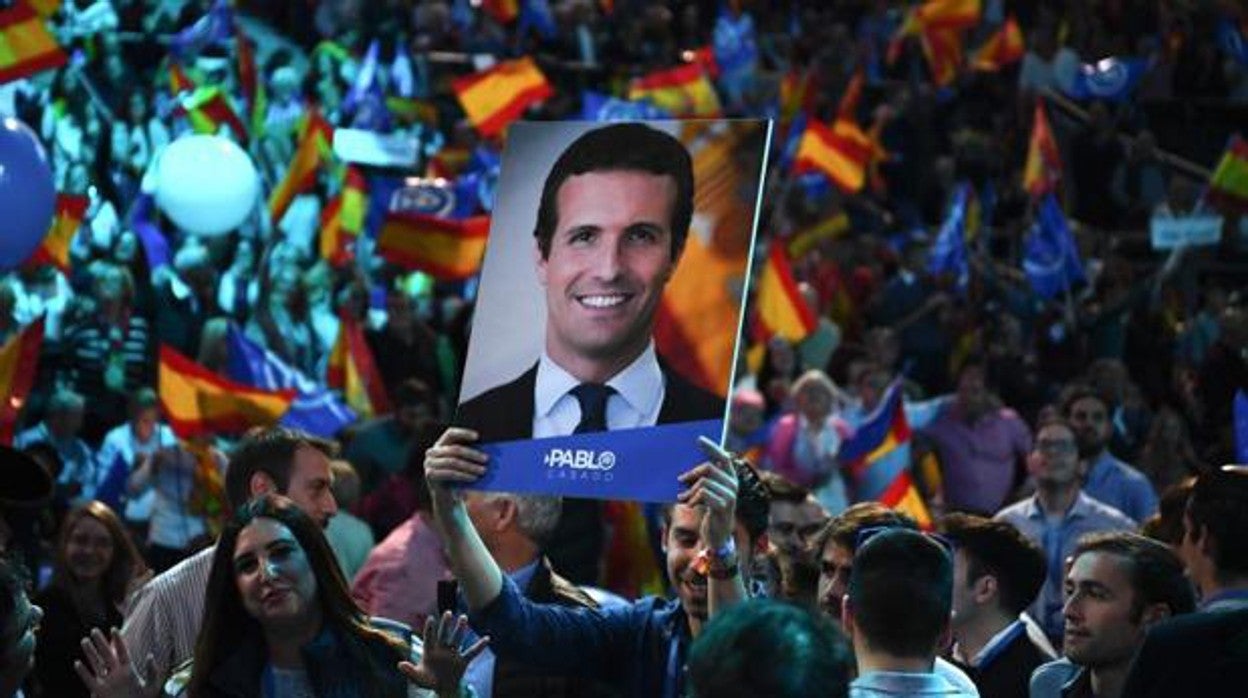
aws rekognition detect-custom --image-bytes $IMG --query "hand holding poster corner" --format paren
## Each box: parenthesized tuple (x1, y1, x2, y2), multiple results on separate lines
(454, 119, 771, 502)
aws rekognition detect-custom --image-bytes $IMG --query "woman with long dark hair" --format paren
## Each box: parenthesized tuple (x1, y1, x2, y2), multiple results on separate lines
(33, 501, 147, 698)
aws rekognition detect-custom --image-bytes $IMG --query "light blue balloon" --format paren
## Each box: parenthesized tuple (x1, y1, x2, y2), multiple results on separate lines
(0, 117, 56, 271)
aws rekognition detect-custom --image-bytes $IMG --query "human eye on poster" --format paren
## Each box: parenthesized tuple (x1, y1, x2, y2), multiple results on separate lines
(455, 119, 771, 502)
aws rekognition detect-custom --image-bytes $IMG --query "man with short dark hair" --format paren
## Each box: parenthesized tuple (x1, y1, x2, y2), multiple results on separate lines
(759, 471, 828, 560)
(344, 377, 438, 494)
(687, 599, 852, 698)
(844, 528, 978, 697)
(424, 426, 767, 697)
(119, 426, 340, 686)
(1031, 532, 1194, 698)
(1120, 467, 1248, 697)
(941, 513, 1054, 697)
(995, 419, 1134, 642)
(455, 123, 724, 586)
(1060, 386, 1157, 524)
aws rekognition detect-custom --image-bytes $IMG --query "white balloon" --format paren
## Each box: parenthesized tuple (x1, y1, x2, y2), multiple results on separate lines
(154, 135, 260, 237)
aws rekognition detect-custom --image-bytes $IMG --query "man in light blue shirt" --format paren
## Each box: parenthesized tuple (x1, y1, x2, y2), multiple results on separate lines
(1061, 387, 1157, 524)
(15, 388, 95, 504)
(995, 419, 1135, 643)
(844, 528, 980, 697)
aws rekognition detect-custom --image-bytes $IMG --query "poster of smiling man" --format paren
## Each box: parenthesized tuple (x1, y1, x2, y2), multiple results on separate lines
(456, 119, 770, 503)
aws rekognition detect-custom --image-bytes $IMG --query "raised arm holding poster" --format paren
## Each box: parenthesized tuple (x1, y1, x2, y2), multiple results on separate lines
(454, 120, 770, 504)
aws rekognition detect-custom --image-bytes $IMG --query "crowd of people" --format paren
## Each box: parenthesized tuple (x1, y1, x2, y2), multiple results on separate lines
(2, 0, 1248, 696)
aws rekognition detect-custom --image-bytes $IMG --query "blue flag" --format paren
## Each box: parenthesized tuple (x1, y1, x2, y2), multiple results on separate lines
(713, 8, 759, 77)
(580, 91, 670, 122)
(928, 183, 973, 289)
(171, 0, 234, 58)
(1218, 19, 1248, 67)
(1235, 390, 1248, 463)
(518, 0, 557, 40)
(225, 324, 356, 437)
(1066, 57, 1149, 102)
(1024, 194, 1086, 299)
(94, 452, 130, 513)
(129, 194, 171, 270)
(343, 40, 393, 132)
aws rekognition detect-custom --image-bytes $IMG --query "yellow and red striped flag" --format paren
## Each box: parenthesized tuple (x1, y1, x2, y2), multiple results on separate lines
(914, 0, 982, 30)
(0, 318, 44, 444)
(269, 110, 334, 223)
(236, 28, 266, 138)
(320, 166, 367, 266)
(327, 313, 390, 420)
(1023, 99, 1061, 198)
(1208, 134, 1248, 213)
(795, 118, 873, 193)
(921, 27, 966, 87)
(0, 2, 66, 84)
(972, 15, 1025, 71)
(481, 0, 519, 24)
(754, 244, 818, 344)
(26, 0, 60, 17)
(452, 57, 552, 138)
(602, 501, 665, 598)
(178, 86, 249, 142)
(158, 345, 295, 439)
(26, 193, 87, 273)
(169, 62, 196, 96)
(376, 213, 491, 280)
(778, 69, 812, 123)
(628, 62, 722, 118)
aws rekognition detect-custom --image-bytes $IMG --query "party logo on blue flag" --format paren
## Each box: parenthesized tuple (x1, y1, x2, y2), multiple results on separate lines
(225, 324, 356, 438)
(1066, 57, 1149, 102)
(580, 91, 670, 122)
(1024, 193, 1085, 299)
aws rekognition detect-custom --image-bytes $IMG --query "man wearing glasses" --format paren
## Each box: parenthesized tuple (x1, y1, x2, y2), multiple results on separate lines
(994, 418, 1134, 644)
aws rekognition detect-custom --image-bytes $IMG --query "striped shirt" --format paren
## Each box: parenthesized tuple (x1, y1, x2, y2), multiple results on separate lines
(122, 545, 215, 682)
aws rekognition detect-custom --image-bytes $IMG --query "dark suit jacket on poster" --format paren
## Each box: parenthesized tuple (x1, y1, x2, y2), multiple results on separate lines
(455, 360, 725, 442)
(1120, 609, 1248, 698)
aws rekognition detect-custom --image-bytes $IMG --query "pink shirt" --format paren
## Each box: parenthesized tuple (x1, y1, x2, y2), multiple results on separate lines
(351, 511, 453, 629)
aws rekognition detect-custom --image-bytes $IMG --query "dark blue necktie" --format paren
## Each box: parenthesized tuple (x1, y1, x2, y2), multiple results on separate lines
(570, 383, 614, 434)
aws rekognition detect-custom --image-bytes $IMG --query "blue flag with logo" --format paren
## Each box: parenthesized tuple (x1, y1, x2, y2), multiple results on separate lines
(928, 183, 972, 289)
(580, 91, 670, 122)
(462, 420, 723, 502)
(225, 324, 356, 437)
(1066, 57, 1149, 102)
(1235, 390, 1248, 463)
(1218, 19, 1248, 67)
(1024, 193, 1086, 299)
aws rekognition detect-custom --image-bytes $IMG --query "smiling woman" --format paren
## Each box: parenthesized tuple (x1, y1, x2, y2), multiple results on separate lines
(33, 501, 147, 698)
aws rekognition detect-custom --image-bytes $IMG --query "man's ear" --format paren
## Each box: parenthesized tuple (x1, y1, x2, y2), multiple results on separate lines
(534, 238, 548, 287)
(495, 498, 519, 533)
(1196, 524, 1215, 558)
(249, 471, 278, 498)
(1139, 602, 1172, 631)
(973, 574, 998, 606)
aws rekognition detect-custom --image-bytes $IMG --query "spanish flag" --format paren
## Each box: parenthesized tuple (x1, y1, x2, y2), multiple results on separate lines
(629, 62, 722, 118)
(920, 27, 965, 87)
(602, 501, 665, 599)
(794, 119, 873, 193)
(169, 62, 196, 95)
(236, 28, 266, 137)
(327, 313, 390, 420)
(26, 193, 87, 273)
(838, 382, 932, 529)
(1023, 99, 1061, 199)
(481, 0, 519, 23)
(778, 69, 812, 123)
(754, 244, 817, 344)
(452, 57, 552, 138)
(178, 86, 249, 143)
(159, 345, 295, 439)
(376, 212, 490, 280)
(269, 110, 334, 224)
(320, 166, 367, 266)
(0, 2, 66, 84)
(972, 15, 1024, 71)
(0, 319, 43, 445)
(914, 0, 982, 30)
(1208, 134, 1248, 213)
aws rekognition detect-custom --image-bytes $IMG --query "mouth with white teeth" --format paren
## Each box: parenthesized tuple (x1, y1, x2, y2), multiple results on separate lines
(576, 293, 632, 309)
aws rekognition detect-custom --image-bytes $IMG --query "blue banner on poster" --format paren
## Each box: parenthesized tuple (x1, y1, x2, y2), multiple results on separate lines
(461, 419, 722, 503)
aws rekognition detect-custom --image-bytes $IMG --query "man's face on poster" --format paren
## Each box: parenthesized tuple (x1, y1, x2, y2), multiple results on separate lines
(536, 169, 682, 368)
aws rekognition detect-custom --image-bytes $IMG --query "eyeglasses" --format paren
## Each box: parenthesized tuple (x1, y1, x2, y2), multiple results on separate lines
(853, 524, 954, 557)
(1034, 440, 1077, 455)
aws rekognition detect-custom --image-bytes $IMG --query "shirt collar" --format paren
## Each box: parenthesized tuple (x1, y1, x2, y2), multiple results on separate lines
(968, 619, 1026, 667)
(508, 558, 541, 591)
(534, 341, 662, 419)
(1026, 491, 1094, 521)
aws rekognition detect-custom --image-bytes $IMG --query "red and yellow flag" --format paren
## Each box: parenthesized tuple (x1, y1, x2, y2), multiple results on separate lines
(0, 318, 44, 444)
(320, 166, 367, 266)
(327, 313, 391, 420)
(921, 27, 965, 87)
(169, 62, 196, 96)
(602, 501, 664, 599)
(778, 69, 812, 123)
(754, 244, 817, 344)
(914, 0, 982, 30)
(178, 86, 249, 143)
(795, 119, 873, 193)
(1208, 134, 1248, 213)
(452, 57, 552, 137)
(158, 345, 295, 439)
(1023, 99, 1061, 198)
(629, 62, 722, 118)
(27, 0, 60, 17)
(0, 2, 66, 83)
(837, 70, 864, 121)
(236, 28, 266, 137)
(972, 16, 1025, 71)
(269, 110, 334, 223)
(376, 213, 490, 280)
(481, 0, 519, 24)
(26, 193, 87, 273)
